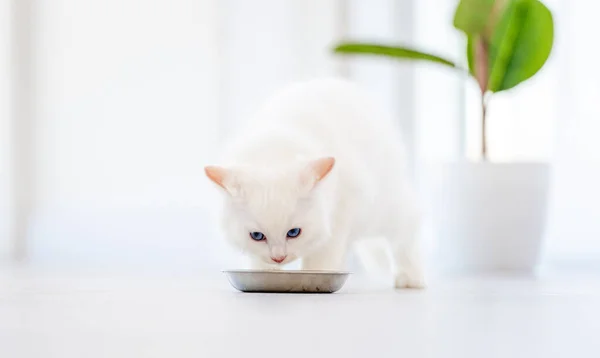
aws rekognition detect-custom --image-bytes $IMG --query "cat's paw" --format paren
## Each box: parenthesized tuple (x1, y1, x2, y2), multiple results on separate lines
(394, 273, 426, 289)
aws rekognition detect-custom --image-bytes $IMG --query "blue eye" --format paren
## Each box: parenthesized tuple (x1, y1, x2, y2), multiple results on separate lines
(286, 228, 302, 238)
(249, 232, 265, 241)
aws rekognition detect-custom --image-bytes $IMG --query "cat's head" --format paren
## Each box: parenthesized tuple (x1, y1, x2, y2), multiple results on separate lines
(204, 157, 335, 266)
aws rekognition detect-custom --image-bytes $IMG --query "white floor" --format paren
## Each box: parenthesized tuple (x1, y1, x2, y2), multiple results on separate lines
(1, 268, 600, 358)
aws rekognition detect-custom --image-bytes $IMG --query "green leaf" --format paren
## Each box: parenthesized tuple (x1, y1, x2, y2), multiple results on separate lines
(333, 43, 459, 69)
(453, 0, 496, 35)
(466, 36, 477, 76)
(487, 0, 554, 92)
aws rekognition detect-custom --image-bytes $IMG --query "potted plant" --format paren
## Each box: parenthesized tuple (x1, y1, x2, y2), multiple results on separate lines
(333, 0, 554, 272)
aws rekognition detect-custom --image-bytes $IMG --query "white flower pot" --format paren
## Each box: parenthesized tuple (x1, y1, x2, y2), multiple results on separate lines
(430, 162, 550, 273)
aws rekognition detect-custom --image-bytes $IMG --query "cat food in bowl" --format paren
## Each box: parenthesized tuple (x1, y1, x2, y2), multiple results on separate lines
(223, 269, 350, 293)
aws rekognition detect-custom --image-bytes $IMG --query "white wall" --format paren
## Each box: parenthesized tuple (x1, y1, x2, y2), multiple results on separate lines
(0, 0, 9, 258)
(219, 0, 342, 136)
(414, 0, 463, 163)
(30, 0, 224, 270)
(544, 0, 600, 264)
(35, 0, 220, 209)
(346, 0, 418, 165)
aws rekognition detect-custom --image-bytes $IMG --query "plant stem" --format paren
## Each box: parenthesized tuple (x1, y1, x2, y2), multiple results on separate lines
(473, 36, 489, 161)
(481, 93, 488, 161)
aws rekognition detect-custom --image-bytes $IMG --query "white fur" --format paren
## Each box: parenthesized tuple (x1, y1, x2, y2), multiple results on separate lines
(208, 78, 424, 288)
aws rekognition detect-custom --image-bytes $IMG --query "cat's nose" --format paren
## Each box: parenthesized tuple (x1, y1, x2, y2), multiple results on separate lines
(271, 255, 287, 263)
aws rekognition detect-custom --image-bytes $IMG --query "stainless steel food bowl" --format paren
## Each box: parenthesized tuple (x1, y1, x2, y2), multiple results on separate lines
(223, 269, 350, 293)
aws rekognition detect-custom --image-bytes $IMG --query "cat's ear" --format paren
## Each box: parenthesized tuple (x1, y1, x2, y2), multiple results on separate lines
(302, 157, 335, 190)
(204, 165, 237, 195)
(309, 157, 335, 181)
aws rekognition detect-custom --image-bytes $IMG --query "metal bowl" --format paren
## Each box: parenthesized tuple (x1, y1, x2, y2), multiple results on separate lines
(223, 269, 350, 293)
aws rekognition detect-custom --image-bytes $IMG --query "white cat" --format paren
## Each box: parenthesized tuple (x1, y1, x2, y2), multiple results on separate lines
(205, 78, 424, 288)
